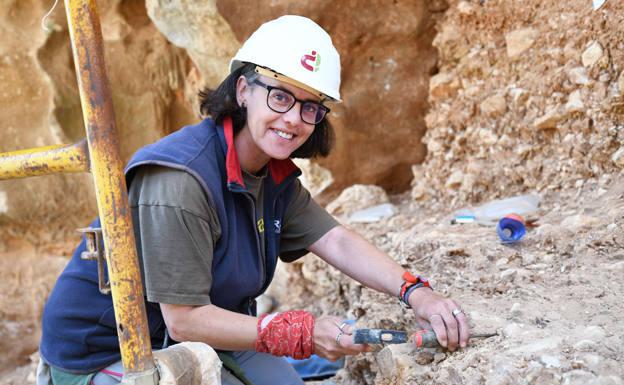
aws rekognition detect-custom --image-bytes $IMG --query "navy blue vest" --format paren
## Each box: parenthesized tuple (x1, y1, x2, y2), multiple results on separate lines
(40, 117, 304, 373)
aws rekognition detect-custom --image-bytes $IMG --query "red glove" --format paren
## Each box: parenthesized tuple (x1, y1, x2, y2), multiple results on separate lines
(255, 310, 315, 359)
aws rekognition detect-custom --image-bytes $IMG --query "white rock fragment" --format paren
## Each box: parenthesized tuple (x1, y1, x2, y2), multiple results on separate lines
(445, 170, 464, 189)
(510, 302, 523, 317)
(0, 190, 7, 214)
(430, 72, 460, 99)
(349, 203, 397, 223)
(581, 325, 607, 342)
(581, 41, 605, 67)
(457, 1, 477, 14)
(567, 67, 591, 85)
(539, 355, 562, 368)
(292, 159, 333, 197)
(565, 90, 585, 113)
(561, 214, 599, 229)
(618, 71, 624, 94)
(500, 268, 518, 281)
(612, 147, 624, 167)
(534, 108, 564, 129)
(480, 94, 507, 116)
(505, 27, 538, 58)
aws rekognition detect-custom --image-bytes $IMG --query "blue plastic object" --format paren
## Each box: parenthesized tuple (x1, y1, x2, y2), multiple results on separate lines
(496, 215, 526, 243)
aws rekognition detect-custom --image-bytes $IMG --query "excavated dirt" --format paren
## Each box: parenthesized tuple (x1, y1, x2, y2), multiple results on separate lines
(1, 0, 624, 384)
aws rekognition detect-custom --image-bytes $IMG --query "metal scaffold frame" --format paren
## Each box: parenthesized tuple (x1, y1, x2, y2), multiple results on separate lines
(0, 1, 158, 384)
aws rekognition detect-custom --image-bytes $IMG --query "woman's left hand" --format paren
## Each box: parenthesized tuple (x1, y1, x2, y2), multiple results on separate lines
(408, 287, 470, 351)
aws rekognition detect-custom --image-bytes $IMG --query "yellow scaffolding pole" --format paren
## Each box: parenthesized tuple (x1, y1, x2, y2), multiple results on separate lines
(63, 1, 158, 384)
(0, 141, 89, 180)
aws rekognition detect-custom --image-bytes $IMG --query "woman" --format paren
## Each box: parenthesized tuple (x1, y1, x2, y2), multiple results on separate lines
(39, 15, 469, 385)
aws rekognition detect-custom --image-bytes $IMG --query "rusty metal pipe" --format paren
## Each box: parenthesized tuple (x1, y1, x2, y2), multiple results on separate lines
(0, 140, 89, 180)
(64, 1, 157, 383)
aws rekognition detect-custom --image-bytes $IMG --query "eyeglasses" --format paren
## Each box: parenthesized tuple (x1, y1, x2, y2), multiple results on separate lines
(252, 79, 330, 125)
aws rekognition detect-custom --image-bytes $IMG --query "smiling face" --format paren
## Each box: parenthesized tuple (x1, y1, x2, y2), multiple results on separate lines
(234, 74, 319, 171)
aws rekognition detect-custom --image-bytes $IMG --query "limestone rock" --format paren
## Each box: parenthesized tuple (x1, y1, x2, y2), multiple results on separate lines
(480, 94, 507, 116)
(457, 1, 477, 15)
(145, 0, 239, 86)
(565, 90, 585, 113)
(376, 344, 418, 378)
(611, 147, 624, 167)
(581, 41, 605, 68)
(326, 184, 389, 215)
(505, 27, 538, 58)
(445, 170, 465, 189)
(292, 159, 333, 197)
(430, 72, 461, 99)
(567, 67, 591, 85)
(618, 71, 624, 94)
(534, 108, 564, 129)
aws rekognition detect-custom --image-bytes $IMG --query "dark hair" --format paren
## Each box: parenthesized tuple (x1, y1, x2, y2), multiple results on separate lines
(198, 63, 335, 159)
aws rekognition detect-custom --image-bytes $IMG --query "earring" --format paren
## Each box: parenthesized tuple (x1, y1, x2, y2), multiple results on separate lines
(241, 101, 247, 108)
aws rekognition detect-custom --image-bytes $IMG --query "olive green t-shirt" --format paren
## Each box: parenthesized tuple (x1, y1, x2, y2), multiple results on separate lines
(128, 166, 338, 306)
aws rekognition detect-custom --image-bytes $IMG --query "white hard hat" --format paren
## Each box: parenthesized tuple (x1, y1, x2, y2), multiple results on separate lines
(230, 15, 342, 102)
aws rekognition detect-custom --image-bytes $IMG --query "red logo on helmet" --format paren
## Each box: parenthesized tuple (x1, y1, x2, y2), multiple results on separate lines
(301, 50, 321, 72)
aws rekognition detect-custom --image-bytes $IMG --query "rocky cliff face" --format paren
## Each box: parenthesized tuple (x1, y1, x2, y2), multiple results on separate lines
(412, 0, 624, 205)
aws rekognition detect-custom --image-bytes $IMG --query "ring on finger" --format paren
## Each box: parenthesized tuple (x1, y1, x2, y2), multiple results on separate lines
(335, 331, 344, 346)
(452, 308, 464, 317)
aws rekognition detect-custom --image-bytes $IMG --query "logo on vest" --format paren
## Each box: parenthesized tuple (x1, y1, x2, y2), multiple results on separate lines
(274, 220, 282, 234)
(300, 50, 321, 72)
(257, 218, 264, 233)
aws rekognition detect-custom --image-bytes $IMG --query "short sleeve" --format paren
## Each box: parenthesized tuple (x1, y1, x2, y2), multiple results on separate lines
(128, 166, 221, 305)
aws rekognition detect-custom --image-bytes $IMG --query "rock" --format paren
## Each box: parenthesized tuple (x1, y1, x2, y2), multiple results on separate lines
(480, 94, 507, 116)
(430, 72, 461, 99)
(0, 190, 7, 214)
(292, 159, 334, 197)
(326, 185, 389, 215)
(611, 147, 624, 167)
(573, 339, 597, 350)
(349, 203, 397, 223)
(510, 88, 529, 105)
(376, 344, 419, 377)
(618, 72, 624, 94)
(534, 108, 564, 129)
(561, 214, 600, 230)
(502, 323, 527, 338)
(500, 268, 517, 282)
(146, 0, 238, 85)
(477, 128, 499, 145)
(565, 90, 585, 113)
(539, 355, 561, 368)
(505, 27, 538, 58)
(509, 337, 562, 353)
(581, 325, 607, 342)
(567, 67, 591, 85)
(433, 352, 447, 364)
(594, 376, 624, 385)
(445, 170, 464, 189)
(562, 370, 596, 385)
(510, 302, 523, 317)
(581, 41, 605, 68)
(457, 1, 477, 15)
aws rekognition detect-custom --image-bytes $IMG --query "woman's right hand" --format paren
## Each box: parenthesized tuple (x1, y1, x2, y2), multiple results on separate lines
(313, 316, 371, 361)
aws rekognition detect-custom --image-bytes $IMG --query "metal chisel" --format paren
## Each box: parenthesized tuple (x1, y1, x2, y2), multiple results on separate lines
(353, 328, 498, 348)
